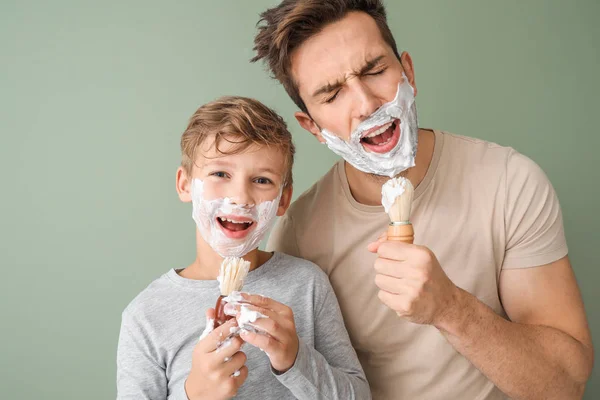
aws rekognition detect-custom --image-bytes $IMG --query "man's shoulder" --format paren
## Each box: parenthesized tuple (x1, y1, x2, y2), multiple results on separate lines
(441, 131, 513, 159)
(285, 162, 340, 225)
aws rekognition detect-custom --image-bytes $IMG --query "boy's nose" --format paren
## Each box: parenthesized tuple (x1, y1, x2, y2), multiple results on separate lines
(228, 185, 253, 207)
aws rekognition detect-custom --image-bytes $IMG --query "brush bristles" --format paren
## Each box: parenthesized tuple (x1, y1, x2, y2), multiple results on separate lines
(218, 257, 250, 296)
(388, 180, 414, 223)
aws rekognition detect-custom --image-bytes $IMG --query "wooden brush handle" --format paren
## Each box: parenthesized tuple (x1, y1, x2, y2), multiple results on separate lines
(387, 224, 414, 244)
(214, 295, 234, 329)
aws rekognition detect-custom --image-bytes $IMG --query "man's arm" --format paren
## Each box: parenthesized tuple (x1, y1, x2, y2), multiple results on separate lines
(438, 256, 593, 399)
(370, 238, 593, 399)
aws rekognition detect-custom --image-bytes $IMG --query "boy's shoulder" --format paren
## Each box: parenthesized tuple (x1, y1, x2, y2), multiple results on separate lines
(272, 251, 328, 280)
(121, 271, 177, 319)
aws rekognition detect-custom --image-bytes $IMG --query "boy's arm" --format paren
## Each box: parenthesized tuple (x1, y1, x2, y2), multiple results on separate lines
(237, 284, 371, 399)
(116, 310, 168, 400)
(277, 284, 371, 400)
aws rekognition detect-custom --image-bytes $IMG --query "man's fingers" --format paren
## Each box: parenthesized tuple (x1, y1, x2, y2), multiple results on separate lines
(377, 290, 411, 313)
(367, 231, 388, 253)
(374, 274, 405, 295)
(376, 240, 418, 261)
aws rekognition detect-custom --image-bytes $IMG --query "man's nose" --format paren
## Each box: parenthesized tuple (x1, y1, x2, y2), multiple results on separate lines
(354, 81, 381, 121)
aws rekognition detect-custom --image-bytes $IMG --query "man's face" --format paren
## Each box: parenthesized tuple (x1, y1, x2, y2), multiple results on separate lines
(291, 11, 416, 152)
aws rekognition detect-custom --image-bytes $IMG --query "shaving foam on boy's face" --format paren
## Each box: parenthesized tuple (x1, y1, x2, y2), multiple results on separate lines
(320, 72, 418, 178)
(191, 178, 282, 258)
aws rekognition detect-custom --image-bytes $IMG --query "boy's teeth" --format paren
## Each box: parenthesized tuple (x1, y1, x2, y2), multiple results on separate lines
(219, 217, 251, 224)
(364, 122, 393, 138)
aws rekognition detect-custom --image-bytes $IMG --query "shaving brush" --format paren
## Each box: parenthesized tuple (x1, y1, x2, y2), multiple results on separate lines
(381, 177, 414, 243)
(214, 257, 250, 328)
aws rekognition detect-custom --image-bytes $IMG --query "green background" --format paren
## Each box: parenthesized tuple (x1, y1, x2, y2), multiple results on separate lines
(1, 0, 598, 398)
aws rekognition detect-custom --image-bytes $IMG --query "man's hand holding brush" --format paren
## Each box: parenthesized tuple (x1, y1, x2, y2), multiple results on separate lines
(373, 176, 463, 327)
(368, 235, 461, 326)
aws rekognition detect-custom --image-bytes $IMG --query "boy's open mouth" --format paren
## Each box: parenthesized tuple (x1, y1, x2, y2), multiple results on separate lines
(217, 216, 255, 239)
(360, 119, 400, 154)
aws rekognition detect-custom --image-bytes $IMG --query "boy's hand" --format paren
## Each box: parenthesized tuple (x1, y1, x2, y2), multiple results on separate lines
(227, 294, 299, 374)
(185, 309, 248, 400)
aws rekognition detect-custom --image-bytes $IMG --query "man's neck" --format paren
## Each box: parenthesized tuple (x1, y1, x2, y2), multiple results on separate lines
(345, 128, 435, 206)
(178, 231, 270, 280)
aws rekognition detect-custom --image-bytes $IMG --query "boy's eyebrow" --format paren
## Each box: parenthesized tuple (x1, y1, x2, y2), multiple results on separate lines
(311, 55, 386, 99)
(203, 159, 235, 168)
(257, 167, 283, 176)
(203, 160, 282, 176)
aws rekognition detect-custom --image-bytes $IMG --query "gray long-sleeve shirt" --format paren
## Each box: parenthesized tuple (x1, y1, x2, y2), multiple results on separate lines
(117, 252, 370, 399)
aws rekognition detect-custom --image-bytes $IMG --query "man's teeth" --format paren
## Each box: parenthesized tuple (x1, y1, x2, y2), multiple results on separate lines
(364, 122, 393, 138)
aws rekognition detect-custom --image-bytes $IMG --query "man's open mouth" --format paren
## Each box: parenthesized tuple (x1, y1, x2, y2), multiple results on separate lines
(359, 119, 401, 154)
(217, 216, 255, 239)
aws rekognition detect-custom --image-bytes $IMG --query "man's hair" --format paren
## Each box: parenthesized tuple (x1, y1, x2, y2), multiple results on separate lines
(180, 96, 295, 187)
(251, 0, 400, 113)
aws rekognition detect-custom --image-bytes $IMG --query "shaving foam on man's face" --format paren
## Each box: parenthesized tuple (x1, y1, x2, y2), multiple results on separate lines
(191, 178, 282, 258)
(320, 73, 418, 178)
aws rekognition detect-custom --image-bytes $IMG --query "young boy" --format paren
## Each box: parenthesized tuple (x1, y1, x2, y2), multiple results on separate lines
(116, 96, 370, 400)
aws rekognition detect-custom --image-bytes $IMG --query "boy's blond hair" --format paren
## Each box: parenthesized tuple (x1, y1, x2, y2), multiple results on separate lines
(181, 96, 295, 187)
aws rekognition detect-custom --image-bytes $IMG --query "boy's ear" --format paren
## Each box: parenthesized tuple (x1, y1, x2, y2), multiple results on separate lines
(294, 112, 325, 143)
(176, 167, 192, 202)
(277, 185, 293, 216)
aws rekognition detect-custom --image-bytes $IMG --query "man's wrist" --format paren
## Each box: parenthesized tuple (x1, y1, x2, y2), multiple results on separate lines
(434, 286, 473, 336)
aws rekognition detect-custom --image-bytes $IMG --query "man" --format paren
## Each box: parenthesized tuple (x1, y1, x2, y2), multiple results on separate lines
(253, 1, 594, 399)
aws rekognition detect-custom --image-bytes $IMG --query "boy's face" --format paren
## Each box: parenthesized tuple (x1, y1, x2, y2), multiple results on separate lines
(177, 135, 292, 243)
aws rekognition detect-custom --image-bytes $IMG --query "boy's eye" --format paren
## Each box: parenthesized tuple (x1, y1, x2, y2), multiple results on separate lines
(210, 171, 229, 178)
(254, 177, 273, 185)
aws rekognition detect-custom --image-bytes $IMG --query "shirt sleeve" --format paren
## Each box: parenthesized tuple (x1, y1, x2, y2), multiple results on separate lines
(274, 279, 371, 399)
(116, 310, 169, 400)
(266, 213, 302, 258)
(502, 150, 568, 269)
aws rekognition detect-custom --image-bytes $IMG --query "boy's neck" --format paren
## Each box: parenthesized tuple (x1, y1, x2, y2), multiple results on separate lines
(344, 128, 434, 206)
(178, 231, 271, 281)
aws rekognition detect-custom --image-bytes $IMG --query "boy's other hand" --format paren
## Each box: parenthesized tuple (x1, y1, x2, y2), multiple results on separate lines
(185, 310, 248, 400)
(230, 294, 299, 374)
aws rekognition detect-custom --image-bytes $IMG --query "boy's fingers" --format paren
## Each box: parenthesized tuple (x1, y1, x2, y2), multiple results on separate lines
(237, 293, 291, 316)
(206, 308, 216, 320)
(197, 318, 239, 352)
(222, 350, 247, 376)
(198, 308, 218, 341)
(226, 303, 278, 323)
(234, 365, 249, 384)
(240, 329, 280, 355)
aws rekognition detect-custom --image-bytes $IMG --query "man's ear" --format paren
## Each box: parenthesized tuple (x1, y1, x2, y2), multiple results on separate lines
(176, 167, 192, 202)
(277, 185, 294, 216)
(295, 111, 325, 143)
(400, 51, 417, 97)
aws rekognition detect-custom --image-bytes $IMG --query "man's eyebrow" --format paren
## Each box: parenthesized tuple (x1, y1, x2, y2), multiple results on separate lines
(311, 55, 387, 99)
(312, 78, 346, 98)
(357, 55, 386, 75)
